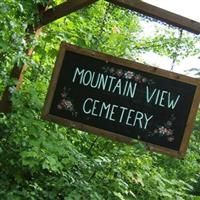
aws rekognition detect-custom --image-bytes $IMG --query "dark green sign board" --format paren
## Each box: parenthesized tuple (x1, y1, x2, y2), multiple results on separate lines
(43, 42, 200, 158)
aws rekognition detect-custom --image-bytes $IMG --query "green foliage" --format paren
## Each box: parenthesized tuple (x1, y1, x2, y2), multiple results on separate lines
(0, 0, 200, 199)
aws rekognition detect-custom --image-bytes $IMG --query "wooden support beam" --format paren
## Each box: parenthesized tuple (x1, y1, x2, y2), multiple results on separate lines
(107, 0, 200, 34)
(39, 0, 98, 27)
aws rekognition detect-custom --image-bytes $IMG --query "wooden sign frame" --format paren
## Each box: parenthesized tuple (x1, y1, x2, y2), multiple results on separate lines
(42, 42, 200, 158)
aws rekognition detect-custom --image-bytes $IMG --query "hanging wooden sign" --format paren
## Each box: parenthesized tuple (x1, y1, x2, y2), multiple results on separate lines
(42, 43, 200, 158)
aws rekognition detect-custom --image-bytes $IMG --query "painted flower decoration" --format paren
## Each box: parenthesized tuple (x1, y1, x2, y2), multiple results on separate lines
(62, 100, 73, 110)
(157, 127, 173, 136)
(57, 104, 62, 110)
(142, 77, 147, 83)
(61, 91, 67, 98)
(168, 137, 175, 142)
(153, 126, 175, 142)
(124, 71, 134, 79)
(165, 129, 173, 136)
(116, 69, 123, 77)
(157, 126, 166, 135)
(166, 121, 173, 127)
(109, 67, 115, 74)
(57, 87, 77, 117)
(149, 79, 155, 85)
(57, 99, 74, 111)
(103, 66, 155, 85)
(150, 114, 176, 143)
(134, 74, 142, 82)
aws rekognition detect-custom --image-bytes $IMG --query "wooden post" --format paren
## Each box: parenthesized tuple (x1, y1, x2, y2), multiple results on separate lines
(0, 0, 97, 113)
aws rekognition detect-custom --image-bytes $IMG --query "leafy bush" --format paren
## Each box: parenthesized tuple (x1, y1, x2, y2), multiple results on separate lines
(0, 0, 200, 199)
